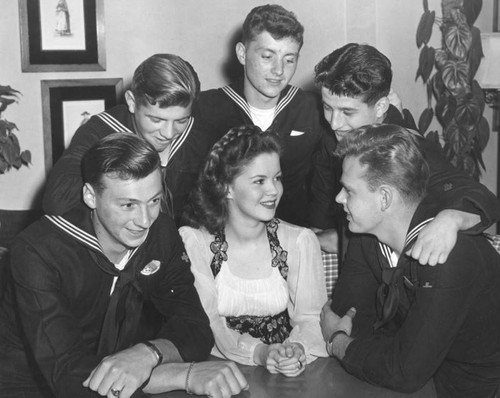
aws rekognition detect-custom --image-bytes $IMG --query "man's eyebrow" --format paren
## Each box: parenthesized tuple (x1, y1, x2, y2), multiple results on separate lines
(117, 190, 163, 202)
(145, 114, 191, 121)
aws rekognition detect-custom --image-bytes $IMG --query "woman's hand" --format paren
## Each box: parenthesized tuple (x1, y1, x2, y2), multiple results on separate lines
(275, 342, 306, 377)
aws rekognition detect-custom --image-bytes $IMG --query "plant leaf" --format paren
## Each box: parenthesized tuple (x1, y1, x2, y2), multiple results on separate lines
(416, 10, 435, 48)
(434, 48, 449, 69)
(471, 79, 485, 113)
(477, 116, 490, 152)
(3, 139, 17, 165)
(432, 69, 447, 98)
(0, 157, 8, 174)
(462, 0, 482, 27)
(468, 26, 483, 79)
(21, 150, 32, 165)
(436, 94, 457, 126)
(0, 98, 16, 114)
(426, 130, 441, 146)
(455, 92, 482, 125)
(442, 60, 469, 94)
(13, 157, 22, 169)
(444, 19, 472, 60)
(418, 107, 434, 133)
(426, 78, 434, 107)
(418, 46, 435, 82)
(0, 85, 21, 97)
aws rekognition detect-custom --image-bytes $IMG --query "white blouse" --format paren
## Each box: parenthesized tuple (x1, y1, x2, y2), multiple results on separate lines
(216, 261, 289, 317)
(179, 220, 328, 366)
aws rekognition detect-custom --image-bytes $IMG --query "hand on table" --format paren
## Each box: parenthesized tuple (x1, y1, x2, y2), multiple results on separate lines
(275, 342, 306, 377)
(186, 361, 249, 398)
(83, 343, 156, 398)
(256, 343, 306, 377)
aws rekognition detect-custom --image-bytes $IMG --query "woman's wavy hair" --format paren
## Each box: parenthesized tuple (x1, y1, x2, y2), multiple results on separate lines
(183, 125, 282, 234)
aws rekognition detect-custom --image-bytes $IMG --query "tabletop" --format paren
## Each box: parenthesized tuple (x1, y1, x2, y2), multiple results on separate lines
(151, 357, 437, 398)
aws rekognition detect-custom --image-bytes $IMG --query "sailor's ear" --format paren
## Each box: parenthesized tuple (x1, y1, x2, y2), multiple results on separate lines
(374, 96, 390, 121)
(379, 185, 393, 211)
(125, 90, 136, 114)
(235, 42, 246, 66)
(83, 183, 97, 209)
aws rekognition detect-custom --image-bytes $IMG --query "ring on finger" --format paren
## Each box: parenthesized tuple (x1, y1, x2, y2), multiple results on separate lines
(110, 388, 122, 397)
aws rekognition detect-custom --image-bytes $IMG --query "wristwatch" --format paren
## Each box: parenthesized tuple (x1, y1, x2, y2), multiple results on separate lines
(326, 330, 347, 357)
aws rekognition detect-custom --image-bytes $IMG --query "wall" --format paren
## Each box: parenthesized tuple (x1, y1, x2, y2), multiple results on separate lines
(0, 0, 497, 210)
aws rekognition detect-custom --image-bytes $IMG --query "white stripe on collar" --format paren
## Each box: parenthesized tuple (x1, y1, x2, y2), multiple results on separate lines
(378, 217, 435, 267)
(97, 112, 134, 133)
(221, 85, 299, 122)
(404, 218, 435, 247)
(221, 86, 252, 119)
(275, 85, 298, 117)
(167, 117, 194, 162)
(46, 215, 103, 253)
(45, 214, 142, 259)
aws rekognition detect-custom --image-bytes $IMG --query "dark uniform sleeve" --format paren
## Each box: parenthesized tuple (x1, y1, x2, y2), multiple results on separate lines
(340, 236, 492, 393)
(306, 90, 342, 231)
(308, 131, 342, 230)
(149, 217, 214, 361)
(331, 236, 380, 338)
(11, 236, 104, 397)
(42, 118, 104, 216)
(420, 137, 500, 233)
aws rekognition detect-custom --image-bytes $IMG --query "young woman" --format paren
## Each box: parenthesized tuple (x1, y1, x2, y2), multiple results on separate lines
(180, 125, 327, 377)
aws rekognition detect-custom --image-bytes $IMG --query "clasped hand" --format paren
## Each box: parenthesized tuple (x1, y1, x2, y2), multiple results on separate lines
(263, 342, 306, 377)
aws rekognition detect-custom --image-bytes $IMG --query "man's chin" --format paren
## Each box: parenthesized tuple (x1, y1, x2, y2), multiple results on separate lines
(347, 221, 360, 233)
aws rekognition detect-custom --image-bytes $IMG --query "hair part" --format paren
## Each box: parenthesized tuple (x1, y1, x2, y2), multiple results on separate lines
(314, 43, 392, 106)
(82, 132, 161, 194)
(242, 4, 304, 48)
(334, 124, 429, 203)
(131, 53, 200, 109)
(183, 125, 282, 234)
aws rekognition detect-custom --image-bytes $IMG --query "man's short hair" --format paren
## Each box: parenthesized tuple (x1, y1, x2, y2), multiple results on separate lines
(335, 124, 429, 203)
(131, 53, 200, 108)
(82, 133, 161, 193)
(242, 4, 304, 48)
(314, 43, 392, 106)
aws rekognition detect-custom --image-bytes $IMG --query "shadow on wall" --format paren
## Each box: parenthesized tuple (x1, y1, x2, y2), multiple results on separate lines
(222, 27, 243, 84)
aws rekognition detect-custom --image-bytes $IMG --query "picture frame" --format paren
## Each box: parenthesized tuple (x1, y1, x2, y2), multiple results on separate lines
(41, 78, 123, 173)
(19, 0, 105, 72)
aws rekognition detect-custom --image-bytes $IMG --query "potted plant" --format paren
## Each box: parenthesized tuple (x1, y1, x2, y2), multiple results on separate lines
(416, 0, 488, 180)
(0, 85, 31, 174)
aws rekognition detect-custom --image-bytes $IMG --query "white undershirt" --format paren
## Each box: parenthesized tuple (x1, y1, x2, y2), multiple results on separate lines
(248, 104, 275, 131)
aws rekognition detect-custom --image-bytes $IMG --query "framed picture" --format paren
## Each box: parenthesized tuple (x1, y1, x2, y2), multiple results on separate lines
(19, 0, 105, 72)
(41, 78, 123, 172)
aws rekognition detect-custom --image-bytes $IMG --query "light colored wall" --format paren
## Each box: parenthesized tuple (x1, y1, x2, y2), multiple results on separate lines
(1, 0, 497, 210)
